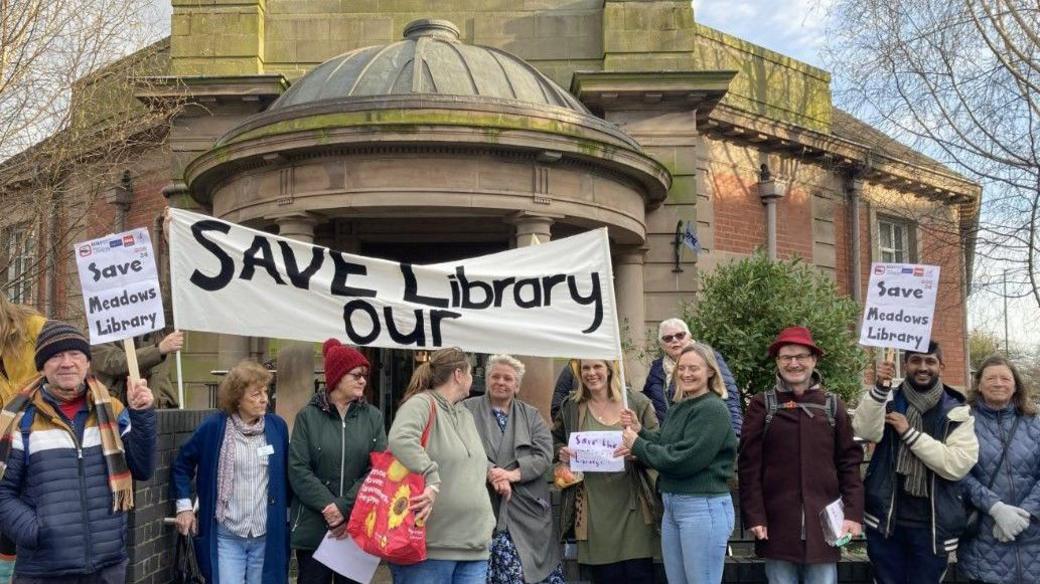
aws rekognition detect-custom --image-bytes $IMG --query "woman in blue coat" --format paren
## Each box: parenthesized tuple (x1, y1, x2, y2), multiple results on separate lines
(961, 355, 1040, 584)
(172, 360, 291, 584)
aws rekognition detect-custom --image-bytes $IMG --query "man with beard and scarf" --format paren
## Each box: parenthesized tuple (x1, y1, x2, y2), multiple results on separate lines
(738, 327, 864, 584)
(853, 341, 978, 584)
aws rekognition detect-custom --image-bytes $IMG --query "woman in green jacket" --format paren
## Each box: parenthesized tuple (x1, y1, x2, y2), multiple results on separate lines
(553, 358, 661, 584)
(620, 343, 737, 584)
(289, 339, 386, 584)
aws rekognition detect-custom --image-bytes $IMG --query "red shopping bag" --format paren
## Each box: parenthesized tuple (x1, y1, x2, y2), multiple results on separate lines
(347, 399, 435, 565)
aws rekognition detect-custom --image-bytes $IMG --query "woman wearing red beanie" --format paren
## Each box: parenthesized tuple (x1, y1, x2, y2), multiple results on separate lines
(289, 339, 387, 584)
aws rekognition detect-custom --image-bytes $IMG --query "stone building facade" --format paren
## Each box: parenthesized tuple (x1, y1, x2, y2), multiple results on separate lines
(2, 0, 979, 425)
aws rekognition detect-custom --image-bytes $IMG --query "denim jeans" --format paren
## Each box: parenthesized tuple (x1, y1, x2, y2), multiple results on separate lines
(866, 525, 949, 584)
(389, 559, 488, 584)
(216, 523, 266, 584)
(763, 560, 836, 584)
(661, 493, 734, 584)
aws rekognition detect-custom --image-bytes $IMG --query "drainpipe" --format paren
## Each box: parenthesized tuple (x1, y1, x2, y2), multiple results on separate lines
(105, 170, 133, 233)
(846, 174, 864, 305)
(758, 164, 784, 260)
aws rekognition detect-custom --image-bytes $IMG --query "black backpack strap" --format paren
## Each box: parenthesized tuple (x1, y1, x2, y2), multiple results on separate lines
(825, 393, 837, 429)
(763, 389, 778, 435)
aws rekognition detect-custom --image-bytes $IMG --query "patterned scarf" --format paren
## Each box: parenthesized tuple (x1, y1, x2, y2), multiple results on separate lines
(662, 354, 677, 395)
(0, 374, 134, 511)
(896, 378, 944, 497)
(215, 413, 266, 523)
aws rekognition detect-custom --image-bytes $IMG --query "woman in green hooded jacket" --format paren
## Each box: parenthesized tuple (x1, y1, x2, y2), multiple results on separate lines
(289, 339, 386, 584)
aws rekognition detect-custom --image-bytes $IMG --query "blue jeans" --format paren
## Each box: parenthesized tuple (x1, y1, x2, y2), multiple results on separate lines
(389, 559, 488, 584)
(216, 524, 265, 584)
(763, 560, 836, 584)
(866, 525, 949, 584)
(661, 493, 734, 584)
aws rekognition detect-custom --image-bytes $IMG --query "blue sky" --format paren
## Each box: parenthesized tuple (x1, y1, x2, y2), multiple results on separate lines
(694, 0, 833, 68)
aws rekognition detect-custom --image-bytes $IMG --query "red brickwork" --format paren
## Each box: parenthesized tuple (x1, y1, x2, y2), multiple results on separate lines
(712, 171, 815, 261)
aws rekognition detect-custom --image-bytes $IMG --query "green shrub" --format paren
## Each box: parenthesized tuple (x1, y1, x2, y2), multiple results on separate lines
(686, 252, 869, 403)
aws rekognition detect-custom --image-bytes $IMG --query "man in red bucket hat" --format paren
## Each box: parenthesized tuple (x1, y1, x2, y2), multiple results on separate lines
(738, 326, 864, 584)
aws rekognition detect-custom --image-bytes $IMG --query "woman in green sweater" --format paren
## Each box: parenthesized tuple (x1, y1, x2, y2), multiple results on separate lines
(620, 343, 737, 584)
(387, 347, 495, 584)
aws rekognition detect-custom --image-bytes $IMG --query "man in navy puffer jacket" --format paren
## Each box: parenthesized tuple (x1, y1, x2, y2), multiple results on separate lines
(0, 321, 156, 583)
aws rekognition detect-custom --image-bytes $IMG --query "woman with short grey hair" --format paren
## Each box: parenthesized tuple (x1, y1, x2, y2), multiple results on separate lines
(645, 318, 744, 437)
(463, 354, 563, 584)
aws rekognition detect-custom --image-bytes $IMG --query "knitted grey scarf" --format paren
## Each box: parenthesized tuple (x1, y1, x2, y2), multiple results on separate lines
(896, 378, 943, 497)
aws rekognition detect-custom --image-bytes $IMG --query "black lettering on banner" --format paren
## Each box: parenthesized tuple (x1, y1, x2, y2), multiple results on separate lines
(343, 300, 380, 344)
(568, 272, 603, 334)
(384, 307, 426, 346)
(401, 264, 449, 307)
(330, 251, 377, 298)
(429, 310, 462, 346)
(452, 267, 492, 309)
(491, 277, 516, 308)
(513, 278, 541, 308)
(278, 241, 324, 290)
(541, 274, 566, 305)
(189, 220, 234, 291)
(240, 237, 286, 285)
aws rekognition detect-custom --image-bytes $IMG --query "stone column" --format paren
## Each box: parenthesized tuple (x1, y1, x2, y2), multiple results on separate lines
(615, 246, 649, 393)
(507, 213, 557, 422)
(272, 213, 319, 431)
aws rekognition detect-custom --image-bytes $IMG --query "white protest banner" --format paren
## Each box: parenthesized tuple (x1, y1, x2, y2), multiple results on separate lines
(75, 228, 165, 344)
(169, 209, 621, 359)
(568, 431, 624, 473)
(859, 262, 941, 352)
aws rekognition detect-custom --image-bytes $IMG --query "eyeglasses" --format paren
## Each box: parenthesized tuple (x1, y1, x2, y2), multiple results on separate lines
(777, 353, 814, 364)
(345, 371, 367, 381)
(661, 331, 687, 343)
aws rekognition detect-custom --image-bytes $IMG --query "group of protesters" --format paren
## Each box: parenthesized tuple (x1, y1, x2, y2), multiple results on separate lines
(0, 292, 1038, 584)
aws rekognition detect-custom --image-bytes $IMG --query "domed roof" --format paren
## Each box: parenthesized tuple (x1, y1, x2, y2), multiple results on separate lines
(269, 19, 588, 113)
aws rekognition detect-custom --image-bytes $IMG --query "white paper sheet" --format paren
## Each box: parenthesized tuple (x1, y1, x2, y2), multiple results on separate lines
(568, 430, 624, 472)
(313, 533, 381, 584)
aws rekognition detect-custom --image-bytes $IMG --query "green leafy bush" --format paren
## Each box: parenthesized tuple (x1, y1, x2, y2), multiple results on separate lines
(686, 252, 869, 403)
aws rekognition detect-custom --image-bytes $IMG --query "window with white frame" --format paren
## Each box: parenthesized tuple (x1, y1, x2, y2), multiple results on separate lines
(4, 224, 35, 304)
(877, 217, 916, 381)
(878, 218, 911, 264)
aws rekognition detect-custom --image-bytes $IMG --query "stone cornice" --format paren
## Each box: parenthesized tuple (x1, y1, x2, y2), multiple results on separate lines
(134, 75, 290, 109)
(700, 104, 980, 205)
(570, 70, 737, 112)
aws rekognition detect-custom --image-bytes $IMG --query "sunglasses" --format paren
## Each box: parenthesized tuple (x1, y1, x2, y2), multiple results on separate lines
(661, 331, 687, 343)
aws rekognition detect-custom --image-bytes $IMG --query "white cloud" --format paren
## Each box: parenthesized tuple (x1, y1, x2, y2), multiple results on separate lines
(694, 0, 834, 68)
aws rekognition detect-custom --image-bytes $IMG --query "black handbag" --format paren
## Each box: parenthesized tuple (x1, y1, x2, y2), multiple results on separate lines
(963, 414, 1020, 539)
(174, 533, 205, 584)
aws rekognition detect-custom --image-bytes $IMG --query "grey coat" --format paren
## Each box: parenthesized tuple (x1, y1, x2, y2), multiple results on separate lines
(463, 394, 559, 583)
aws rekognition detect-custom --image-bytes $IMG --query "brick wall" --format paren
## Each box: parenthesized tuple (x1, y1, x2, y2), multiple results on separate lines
(127, 408, 215, 584)
(711, 172, 816, 261)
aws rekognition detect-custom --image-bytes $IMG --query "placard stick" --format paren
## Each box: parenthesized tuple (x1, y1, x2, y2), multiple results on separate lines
(882, 348, 895, 388)
(122, 338, 141, 388)
(175, 351, 185, 409)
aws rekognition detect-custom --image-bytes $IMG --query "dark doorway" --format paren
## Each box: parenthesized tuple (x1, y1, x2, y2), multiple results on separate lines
(359, 240, 507, 427)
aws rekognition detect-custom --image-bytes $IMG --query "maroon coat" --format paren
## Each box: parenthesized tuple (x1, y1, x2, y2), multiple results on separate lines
(737, 374, 864, 564)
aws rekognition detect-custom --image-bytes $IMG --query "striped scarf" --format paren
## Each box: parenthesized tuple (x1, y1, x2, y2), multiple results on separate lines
(0, 374, 134, 512)
(215, 413, 265, 523)
(896, 378, 944, 497)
